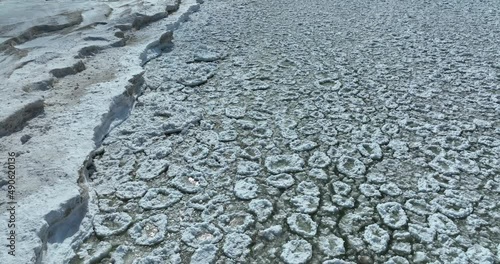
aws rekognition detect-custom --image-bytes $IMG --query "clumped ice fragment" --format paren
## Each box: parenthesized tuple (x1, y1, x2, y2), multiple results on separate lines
(280, 239, 313, 264)
(287, 213, 318, 237)
(116, 181, 149, 200)
(332, 181, 351, 196)
(217, 212, 255, 233)
(190, 244, 218, 264)
(357, 142, 383, 160)
(249, 199, 273, 222)
(336, 156, 366, 178)
(266, 173, 295, 189)
(259, 225, 283, 241)
(363, 224, 390, 253)
(308, 151, 331, 168)
(428, 213, 459, 235)
(379, 182, 402, 196)
(265, 154, 305, 174)
(181, 222, 223, 248)
(171, 172, 207, 194)
(93, 212, 133, 238)
(308, 168, 329, 180)
(136, 159, 168, 180)
(184, 145, 210, 162)
(234, 178, 259, 200)
(139, 187, 183, 209)
(289, 139, 318, 151)
(236, 160, 261, 177)
(291, 195, 320, 213)
(318, 234, 345, 257)
(222, 233, 252, 259)
(128, 214, 168, 246)
(296, 181, 320, 196)
(376, 202, 408, 229)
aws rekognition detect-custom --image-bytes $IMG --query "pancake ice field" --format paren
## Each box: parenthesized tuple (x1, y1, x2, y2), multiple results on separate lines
(1, 0, 499, 263)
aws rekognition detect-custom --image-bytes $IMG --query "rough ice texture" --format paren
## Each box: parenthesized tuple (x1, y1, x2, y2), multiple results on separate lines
(12, 0, 500, 263)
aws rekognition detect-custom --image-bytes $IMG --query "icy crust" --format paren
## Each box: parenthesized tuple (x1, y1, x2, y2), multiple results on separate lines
(70, 0, 500, 262)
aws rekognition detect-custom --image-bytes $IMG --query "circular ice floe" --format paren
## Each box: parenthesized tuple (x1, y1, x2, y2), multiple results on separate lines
(331, 181, 351, 196)
(315, 79, 342, 90)
(417, 177, 441, 193)
(265, 155, 305, 174)
(420, 144, 445, 157)
(379, 182, 402, 196)
(404, 199, 436, 216)
(317, 234, 345, 257)
(190, 244, 218, 264)
(236, 161, 261, 177)
(439, 247, 469, 264)
(131, 256, 164, 264)
(223, 233, 252, 259)
(381, 123, 399, 135)
(218, 130, 238, 142)
(128, 214, 168, 246)
(336, 156, 366, 178)
(431, 196, 473, 219)
(139, 188, 183, 210)
(234, 178, 259, 200)
(249, 199, 273, 222)
(239, 147, 262, 161)
(217, 212, 255, 233)
(259, 225, 283, 241)
(357, 142, 383, 160)
(367, 172, 386, 183)
(478, 135, 500, 147)
(385, 256, 409, 264)
(428, 156, 460, 175)
(201, 204, 224, 221)
(280, 239, 313, 264)
(331, 195, 355, 209)
(359, 183, 381, 197)
(93, 212, 133, 239)
(136, 159, 168, 180)
(408, 224, 436, 244)
(428, 213, 459, 235)
(438, 136, 470, 151)
(225, 106, 246, 119)
(116, 181, 149, 200)
(363, 224, 390, 253)
(466, 245, 495, 264)
(319, 135, 339, 146)
(376, 202, 408, 229)
(110, 245, 134, 264)
(291, 195, 320, 214)
(98, 198, 123, 213)
(184, 145, 210, 163)
(181, 222, 223, 248)
(279, 127, 299, 139)
(171, 172, 207, 194)
(266, 173, 295, 189)
(252, 126, 274, 138)
(287, 213, 317, 238)
(308, 151, 331, 168)
(296, 181, 320, 196)
(308, 168, 329, 180)
(299, 123, 322, 136)
(289, 139, 318, 151)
